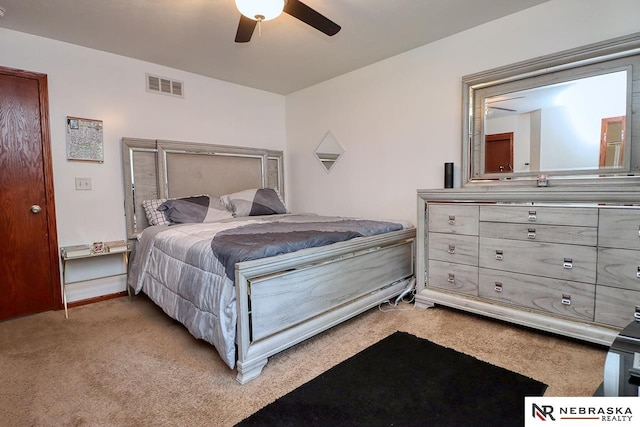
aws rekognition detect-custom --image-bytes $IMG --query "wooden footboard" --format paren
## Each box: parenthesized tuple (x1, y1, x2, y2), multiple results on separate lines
(234, 228, 415, 384)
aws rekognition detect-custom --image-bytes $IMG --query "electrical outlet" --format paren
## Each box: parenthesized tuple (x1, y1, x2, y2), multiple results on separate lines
(75, 177, 92, 190)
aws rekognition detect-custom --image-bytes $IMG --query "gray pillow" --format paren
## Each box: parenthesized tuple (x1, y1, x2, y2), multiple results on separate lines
(221, 188, 287, 217)
(159, 195, 233, 224)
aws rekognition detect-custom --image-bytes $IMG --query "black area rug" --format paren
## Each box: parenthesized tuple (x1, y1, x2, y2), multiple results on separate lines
(237, 331, 547, 427)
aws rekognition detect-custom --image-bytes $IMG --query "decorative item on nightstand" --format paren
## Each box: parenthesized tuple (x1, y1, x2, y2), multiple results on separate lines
(91, 241, 104, 253)
(104, 240, 130, 253)
(60, 244, 92, 258)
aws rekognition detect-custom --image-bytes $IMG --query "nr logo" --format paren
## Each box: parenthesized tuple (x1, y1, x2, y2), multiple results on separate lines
(532, 403, 556, 421)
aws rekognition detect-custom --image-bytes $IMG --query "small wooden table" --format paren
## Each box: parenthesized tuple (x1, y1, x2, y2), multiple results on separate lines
(59, 246, 131, 318)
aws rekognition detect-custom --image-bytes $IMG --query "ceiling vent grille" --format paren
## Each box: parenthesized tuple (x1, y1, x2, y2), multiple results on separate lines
(146, 74, 184, 98)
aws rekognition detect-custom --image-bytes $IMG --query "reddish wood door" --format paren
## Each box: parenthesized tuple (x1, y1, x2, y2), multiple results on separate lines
(0, 67, 61, 320)
(485, 132, 514, 173)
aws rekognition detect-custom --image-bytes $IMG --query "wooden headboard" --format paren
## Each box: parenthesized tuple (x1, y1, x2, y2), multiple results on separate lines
(122, 138, 284, 239)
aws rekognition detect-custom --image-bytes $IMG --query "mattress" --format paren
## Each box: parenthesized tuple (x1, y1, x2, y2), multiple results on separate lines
(128, 213, 408, 368)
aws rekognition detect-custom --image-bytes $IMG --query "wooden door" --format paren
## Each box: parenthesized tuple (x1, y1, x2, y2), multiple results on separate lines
(0, 67, 61, 320)
(485, 132, 514, 173)
(599, 116, 626, 167)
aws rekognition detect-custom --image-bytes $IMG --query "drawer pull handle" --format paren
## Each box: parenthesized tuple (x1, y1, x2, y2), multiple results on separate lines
(527, 228, 536, 239)
(561, 294, 571, 306)
(635, 307, 640, 321)
(528, 210, 537, 221)
(448, 273, 455, 283)
(637, 266, 640, 279)
(563, 258, 573, 269)
(495, 250, 504, 261)
(494, 282, 503, 293)
(448, 244, 455, 254)
(448, 215, 455, 225)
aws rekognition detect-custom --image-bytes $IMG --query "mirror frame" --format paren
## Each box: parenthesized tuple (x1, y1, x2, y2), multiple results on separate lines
(462, 32, 640, 187)
(314, 130, 345, 173)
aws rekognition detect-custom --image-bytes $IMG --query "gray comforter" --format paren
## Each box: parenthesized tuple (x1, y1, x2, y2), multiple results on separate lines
(128, 214, 408, 369)
(211, 219, 403, 280)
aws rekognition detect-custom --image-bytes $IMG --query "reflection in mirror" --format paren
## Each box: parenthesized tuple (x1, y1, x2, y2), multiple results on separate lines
(600, 116, 626, 167)
(315, 131, 345, 172)
(462, 32, 640, 186)
(483, 71, 627, 174)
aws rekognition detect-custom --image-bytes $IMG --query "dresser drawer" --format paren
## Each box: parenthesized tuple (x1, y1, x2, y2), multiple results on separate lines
(480, 205, 598, 227)
(428, 259, 478, 295)
(428, 233, 478, 266)
(479, 268, 595, 321)
(595, 286, 640, 328)
(598, 208, 640, 250)
(479, 237, 597, 283)
(428, 204, 479, 235)
(597, 247, 640, 290)
(479, 222, 597, 246)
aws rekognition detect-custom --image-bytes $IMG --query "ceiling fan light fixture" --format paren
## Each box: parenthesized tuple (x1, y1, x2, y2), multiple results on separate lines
(235, 0, 284, 22)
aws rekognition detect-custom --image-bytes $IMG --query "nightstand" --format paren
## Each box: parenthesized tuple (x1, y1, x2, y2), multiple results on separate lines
(60, 245, 131, 318)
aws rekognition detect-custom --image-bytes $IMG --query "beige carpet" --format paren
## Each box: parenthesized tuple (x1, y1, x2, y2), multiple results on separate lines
(0, 295, 606, 426)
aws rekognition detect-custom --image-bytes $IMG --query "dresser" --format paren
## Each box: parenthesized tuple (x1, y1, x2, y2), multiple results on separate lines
(416, 187, 640, 345)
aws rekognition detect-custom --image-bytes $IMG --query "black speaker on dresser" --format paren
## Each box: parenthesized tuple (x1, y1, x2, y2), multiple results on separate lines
(444, 162, 454, 188)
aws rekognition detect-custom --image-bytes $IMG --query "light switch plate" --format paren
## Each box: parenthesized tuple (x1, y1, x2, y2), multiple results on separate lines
(75, 177, 91, 190)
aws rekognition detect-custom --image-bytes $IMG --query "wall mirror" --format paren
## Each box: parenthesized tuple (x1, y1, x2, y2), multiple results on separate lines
(462, 32, 640, 186)
(315, 131, 345, 172)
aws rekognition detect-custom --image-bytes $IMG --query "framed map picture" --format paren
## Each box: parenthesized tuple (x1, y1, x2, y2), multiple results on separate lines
(66, 116, 103, 162)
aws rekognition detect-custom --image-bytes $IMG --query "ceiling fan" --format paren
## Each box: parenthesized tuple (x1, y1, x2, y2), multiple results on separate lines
(234, 0, 341, 43)
(487, 105, 517, 113)
(485, 96, 525, 113)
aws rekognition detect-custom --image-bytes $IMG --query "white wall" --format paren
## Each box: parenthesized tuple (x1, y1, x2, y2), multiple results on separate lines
(541, 71, 628, 171)
(285, 0, 640, 225)
(0, 29, 285, 301)
(4, 0, 640, 303)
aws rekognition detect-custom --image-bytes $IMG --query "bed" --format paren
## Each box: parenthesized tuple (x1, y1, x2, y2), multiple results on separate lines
(122, 138, 416, 383)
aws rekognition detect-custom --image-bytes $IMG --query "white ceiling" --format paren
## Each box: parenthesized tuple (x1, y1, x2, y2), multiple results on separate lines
(0, 0, 549, 95)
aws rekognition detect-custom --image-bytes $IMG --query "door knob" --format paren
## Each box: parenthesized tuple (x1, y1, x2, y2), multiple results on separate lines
(30, 205, 42, 214)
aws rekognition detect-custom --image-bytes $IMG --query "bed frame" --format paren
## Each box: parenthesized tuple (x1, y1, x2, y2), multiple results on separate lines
(122, 138, 416, 383)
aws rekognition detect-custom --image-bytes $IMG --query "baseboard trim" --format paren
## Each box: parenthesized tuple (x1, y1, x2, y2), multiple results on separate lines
(66, 291, 128, 309)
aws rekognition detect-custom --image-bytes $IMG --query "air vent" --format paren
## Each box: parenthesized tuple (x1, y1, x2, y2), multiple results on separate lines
(146, 73, 184, 98)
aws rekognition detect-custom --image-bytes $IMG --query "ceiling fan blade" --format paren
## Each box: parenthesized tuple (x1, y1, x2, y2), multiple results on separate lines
(488, 106, 517, 112)
(235, 15, 258, 43)
(283, 0, 341, 36)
